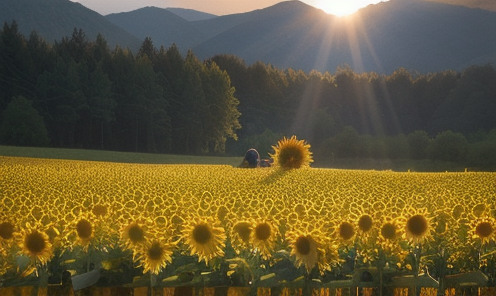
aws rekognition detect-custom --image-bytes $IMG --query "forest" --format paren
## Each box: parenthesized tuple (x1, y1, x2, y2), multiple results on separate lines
(1, 21, 496, 170)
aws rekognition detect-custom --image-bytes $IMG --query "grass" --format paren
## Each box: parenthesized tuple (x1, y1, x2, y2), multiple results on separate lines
(0, 145, 243, 166)
(0, 145, 473, 172)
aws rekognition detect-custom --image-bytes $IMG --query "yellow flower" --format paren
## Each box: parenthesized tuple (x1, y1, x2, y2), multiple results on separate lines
(270, 135, 313, 169)
(286, 229, 325, 273)
(92, 204, 109, 217)
(137, 240, 175, 275)
(252, 219, 277, 259)
(335, 221, 356, 244)
(17, 223, 53, 267)
(0, 221, 15, 243)
(231, 221, 253, 253)
(181, 217, 226, 264)
(471, 216, 495, 245)
(358, 214, 374, 234)
(403, 208, 434, 244)
(121, 220, 149, 255)
(377, 218, 404, 254)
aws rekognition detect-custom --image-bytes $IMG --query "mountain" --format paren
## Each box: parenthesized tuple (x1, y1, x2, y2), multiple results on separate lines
(427, 0, 496, 12)
(190, 0, 496, 73)
(106, 7, 205, 51)
(165, 8, 217, 21)
(0, 0, 142, 50)
(2, 0, 495, 74)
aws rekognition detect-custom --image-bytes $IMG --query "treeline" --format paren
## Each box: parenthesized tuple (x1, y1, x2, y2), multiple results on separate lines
(0, 21, 240, 154)
(209, 55, 496, 169)
(1, 21, 496, 170)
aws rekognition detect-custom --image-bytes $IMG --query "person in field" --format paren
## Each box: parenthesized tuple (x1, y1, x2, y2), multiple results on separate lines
(239, 148, 272, 168)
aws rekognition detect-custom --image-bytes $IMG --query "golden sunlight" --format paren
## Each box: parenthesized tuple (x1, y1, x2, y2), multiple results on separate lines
(313, 0, 387, 16)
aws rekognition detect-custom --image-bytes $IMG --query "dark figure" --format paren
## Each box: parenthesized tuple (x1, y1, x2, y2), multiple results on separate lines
(239, 148, 260, 168)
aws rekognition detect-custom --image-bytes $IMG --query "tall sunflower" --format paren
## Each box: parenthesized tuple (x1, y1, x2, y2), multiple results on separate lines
(16, 223, 53, 274)
(120, 219, 150, 257)
(0, 221, 15, 242)
(252, 219, 277, 259)
(470, 216, 495, 245)
(137, 240, 175, 275)
(286, 229, 325, 274)
(181, 217, 226, 264)
(231, 221, 254, 254)
(64, 213, 95, 252)
(403, 208, 435, 244)
(270, 136, 313, 169)
(377, 217, 406, 257)
(335, 221, 356, 245)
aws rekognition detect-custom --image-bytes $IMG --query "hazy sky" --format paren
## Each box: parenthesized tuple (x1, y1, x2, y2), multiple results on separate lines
(71, 0, 388, 17)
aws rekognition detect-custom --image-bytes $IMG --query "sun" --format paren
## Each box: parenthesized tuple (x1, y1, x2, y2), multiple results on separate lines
(312, 0, 385, 17)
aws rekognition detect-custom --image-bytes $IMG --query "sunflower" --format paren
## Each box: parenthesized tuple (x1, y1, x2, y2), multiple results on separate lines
(403, 208, 435, 244)
(16, 223, 53, 267)
(231, 221, 253, 253)
(252, 219, 277, 259)
(66, 215, 95, 251)
(137, 240, 175, 275)
(121, 220, 150, 255)
(335, 221, 356, 245)
(377, 217, 404, 254)
(181, 217, 226, 264)
(269, 135, 313, 169)
(0, 221, 15, 242)
(286, 229, 325, 273)
(470, 216, 496, 245)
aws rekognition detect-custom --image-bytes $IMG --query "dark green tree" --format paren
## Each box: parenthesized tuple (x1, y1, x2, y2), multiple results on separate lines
(0, 96, 49, 146)
(431, 130, 469, 162)
(201, 60, 241, 153)
(407, 130, 432, 160)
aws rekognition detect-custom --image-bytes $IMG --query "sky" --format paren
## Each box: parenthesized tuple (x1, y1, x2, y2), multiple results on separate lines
(70, 0, 388, 17)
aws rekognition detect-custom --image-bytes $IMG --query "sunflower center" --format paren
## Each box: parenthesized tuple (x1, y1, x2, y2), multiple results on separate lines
(128, 224, 145, 243)
(92, 205, 108, 216)
(0, 222, 14, 240)
(148, 242, 163, 260)
(339, 222, 355, 240)
(193, 224, 212, 244)
(76, 219, 92, 239)
(407, 215, 428, 237)
(476, 222, 494, 238)
(25, 232, 46, 254)
(234, 222, 252, 242)
(255, 223, 271, 241)
(358, 215, 373, 232)
(381, 223, 396, 240)
(295, 236, 311, 255)
(279, 146, 303, 169)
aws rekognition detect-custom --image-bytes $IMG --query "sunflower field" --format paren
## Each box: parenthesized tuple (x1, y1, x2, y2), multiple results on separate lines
(1, 137, 496, 296)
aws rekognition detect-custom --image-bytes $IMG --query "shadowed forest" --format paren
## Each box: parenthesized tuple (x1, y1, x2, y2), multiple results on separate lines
(1, 22, 496, 170)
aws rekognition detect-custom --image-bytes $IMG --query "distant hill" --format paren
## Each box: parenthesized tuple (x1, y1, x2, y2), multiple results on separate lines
(190, 0, 496, 73)
(0, 0, 141, 50)
(105, 7, 205, 51)
(1, 0, 495, 74)
(427, 0, 496, 12)
(165, 8, 217, 21)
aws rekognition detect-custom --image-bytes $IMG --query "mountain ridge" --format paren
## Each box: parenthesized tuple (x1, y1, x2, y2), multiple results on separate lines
(0, 0, 141, 50)
(1, 0, 495, 74)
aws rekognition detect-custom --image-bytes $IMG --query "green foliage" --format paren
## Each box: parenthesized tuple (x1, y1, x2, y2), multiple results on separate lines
(1, 21, 496, 169)
(0, 96, 49, 146)
(430, 130, 469, 162)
